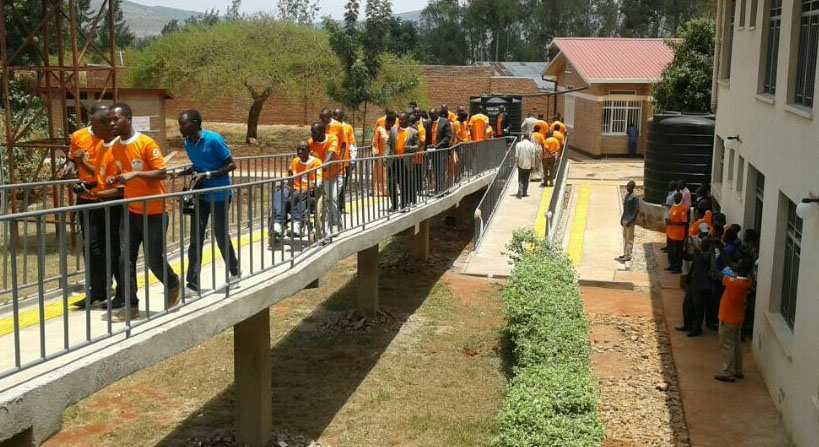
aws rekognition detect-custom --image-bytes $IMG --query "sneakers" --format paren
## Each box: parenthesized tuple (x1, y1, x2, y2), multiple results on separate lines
(72, 297, 105, 310)
(228, 271, 242, 290)
(291, 221, 303, 237)
(112, 306, 140, 322)
(166, 284, 181, 308)
(273, 221, 283, 236)
(714, 374, 736, 383)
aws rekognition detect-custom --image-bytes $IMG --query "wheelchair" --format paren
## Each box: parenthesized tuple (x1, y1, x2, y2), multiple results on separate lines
(268, 186, 321, 248)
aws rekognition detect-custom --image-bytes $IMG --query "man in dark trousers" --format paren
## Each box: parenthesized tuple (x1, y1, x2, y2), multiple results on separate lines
(617, 180, 639, 262)
(677, 227, 713, 337)
(386, 112, 420, 211)
(431, 108, 452, 194)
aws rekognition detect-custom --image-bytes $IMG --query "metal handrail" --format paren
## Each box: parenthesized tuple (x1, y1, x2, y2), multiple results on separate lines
(472, 136, 517, 248)
(0, 138, 508, 379)
(546, 135, 571, 239)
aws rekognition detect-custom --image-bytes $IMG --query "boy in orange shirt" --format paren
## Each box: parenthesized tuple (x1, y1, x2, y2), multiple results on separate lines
(714, 261, 753, 382)
(107, 103, 179, 321)
(665, 192, 688, 273)
(308, 122, 343, 233)
(541, 131, 561, 187)
(271, 141, 322, 241)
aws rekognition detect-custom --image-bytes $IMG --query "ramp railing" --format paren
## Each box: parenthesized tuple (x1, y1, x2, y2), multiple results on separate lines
(0, 138, 507, 379)
(472, 136, 517, 248)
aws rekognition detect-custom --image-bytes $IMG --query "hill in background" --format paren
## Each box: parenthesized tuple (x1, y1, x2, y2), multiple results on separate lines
(90, 0, 199, 37)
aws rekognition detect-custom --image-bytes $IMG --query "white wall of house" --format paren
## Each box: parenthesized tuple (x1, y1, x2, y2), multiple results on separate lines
(713, 0, 819, 444)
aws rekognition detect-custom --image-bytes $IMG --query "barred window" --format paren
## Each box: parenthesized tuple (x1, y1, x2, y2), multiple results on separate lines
(794, 0, 819, 106)
(763, 0, 782, 94)
(781, 200, 802, 329)
(601, 100, 641, 134)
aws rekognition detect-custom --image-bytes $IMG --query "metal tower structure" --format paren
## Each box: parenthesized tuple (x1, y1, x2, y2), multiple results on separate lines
(0, 0, 118, 198)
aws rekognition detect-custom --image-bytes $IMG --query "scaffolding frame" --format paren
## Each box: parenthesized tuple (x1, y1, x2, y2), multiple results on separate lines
(0, 0, 118, 206)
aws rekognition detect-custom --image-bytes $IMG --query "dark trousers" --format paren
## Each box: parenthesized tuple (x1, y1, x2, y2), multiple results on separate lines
(517, 168, 531, 196)
(667, 239, 684, 271)
(407, 162, 422, 204)
(123, 212, 180, 304)
(387, 159, 409, 210)
(431, 149, 448, 194)
(77, 199, 124, 301)
(542, 157, 556, 184)
(628, 140, 637, 156)
(338, 166, 352, 212)
(186, 199, 239, 289)
(684, 287, 709, 332)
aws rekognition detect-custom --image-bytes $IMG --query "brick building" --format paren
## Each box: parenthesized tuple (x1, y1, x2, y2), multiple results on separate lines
(542, 38, 676, 157)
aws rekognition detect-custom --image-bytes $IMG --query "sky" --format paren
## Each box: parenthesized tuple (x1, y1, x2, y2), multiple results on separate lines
(128, 0, 428, 20)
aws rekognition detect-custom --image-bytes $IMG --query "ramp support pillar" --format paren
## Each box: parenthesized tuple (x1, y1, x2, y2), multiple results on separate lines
(234, 309, 272, 447)
(409, 219, 431, 261)
(357, 244, 379, 318)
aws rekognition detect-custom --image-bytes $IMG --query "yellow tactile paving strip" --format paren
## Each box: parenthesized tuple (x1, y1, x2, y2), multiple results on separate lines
(532, 186, 553, 238)
(567, 184, 591, 266)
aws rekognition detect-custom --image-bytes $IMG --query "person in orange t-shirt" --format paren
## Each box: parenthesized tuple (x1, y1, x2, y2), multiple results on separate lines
(467, 106, 490, 141)
(308, 122, 343, 232)
(715, 261, 753, 382)
(541, 132, 561, 187)
(551, 117, 567, 134)
(372, 115, 394, 196)
(665, 192, 688, 273)
(65, 104, 126, 309)
(332, 108, 356, 213)
(552, 129, 565, 149)
(533, 117, 550, 138)
(270, 141, 323, 241)
(372, 108, 396, 143)
(107, 103, 179, 321)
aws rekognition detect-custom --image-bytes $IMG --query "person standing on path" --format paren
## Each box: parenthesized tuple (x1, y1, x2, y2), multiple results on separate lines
(514, 134, 536, 198)
(665, 192, 688, 273)
(714, 261, 753, 382)
(541, 131, 560, 187)
(176, 110, 240, 293)
(617, 180, 640, 262)
(627, 122, 638, 157)
(521, 112, 536, 136)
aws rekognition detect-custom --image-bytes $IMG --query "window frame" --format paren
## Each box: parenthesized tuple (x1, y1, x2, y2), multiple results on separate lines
(793, 0, 819, 107)
(762, 0, 783, 95)
(564, 95, 575, 128)
(737, 155, 746, 192)
(754, 172, 765, 233)
(740, 0, 748, 27)
(780, 200, 802, 329)
(714, 137, 725, 183)
(601, 100, 642, 135)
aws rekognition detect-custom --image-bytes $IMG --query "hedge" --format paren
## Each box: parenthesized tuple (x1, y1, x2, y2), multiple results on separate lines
(491, 229, 603, 447)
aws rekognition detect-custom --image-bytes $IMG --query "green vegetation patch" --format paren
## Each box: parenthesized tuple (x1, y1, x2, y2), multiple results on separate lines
(492, 229, 603, 447)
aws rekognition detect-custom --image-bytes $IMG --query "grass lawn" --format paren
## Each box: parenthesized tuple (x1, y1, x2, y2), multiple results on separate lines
(47, 206, 507, 447)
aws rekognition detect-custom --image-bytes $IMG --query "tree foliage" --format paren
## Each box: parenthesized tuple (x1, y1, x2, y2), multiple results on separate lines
(129, 18, 336, 142)
(325, 0, 424, 135)
(277, 0, 320, 24)
(653, 18, 715, 113)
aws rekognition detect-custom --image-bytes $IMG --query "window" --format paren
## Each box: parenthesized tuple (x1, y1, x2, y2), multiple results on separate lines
(751, 0, 759, 26)
(601, 100, 641, 134)
(714, 137, 725, 182)
(565, 63, 573, 74)
(754, 172, 765, 232)
(737, 155, 746, 192)
(609, 90, 637, 95)
(722, 0, 737, 79)
(740, 0, 747, 27)
(564, 96, 575, 128)
(727, 149, 735, 183)
(794, 0, 819, 107)
(763, 0, 782, 94)
(780, 199, 802, 329)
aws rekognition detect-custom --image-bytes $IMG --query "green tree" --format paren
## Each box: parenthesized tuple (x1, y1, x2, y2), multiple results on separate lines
(419, 0, 468, 64)
(94, 0, 135, 51)
(277, 0, 319, 24)
(129, 18, 336, 142)
(653, 18, 715, 112)
(325, 0, 424, 139)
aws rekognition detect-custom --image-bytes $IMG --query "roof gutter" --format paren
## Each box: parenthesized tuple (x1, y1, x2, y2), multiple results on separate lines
(711, 0, 723, 113)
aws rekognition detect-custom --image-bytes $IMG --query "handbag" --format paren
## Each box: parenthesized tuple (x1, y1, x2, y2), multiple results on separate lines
(182, 175, 203, 216)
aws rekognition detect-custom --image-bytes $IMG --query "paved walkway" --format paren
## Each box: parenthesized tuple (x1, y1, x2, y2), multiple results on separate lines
(462, 169, 552, 277)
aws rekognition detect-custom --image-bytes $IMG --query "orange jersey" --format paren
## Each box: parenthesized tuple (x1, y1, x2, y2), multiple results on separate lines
(69, 127, 106, 200)
(373, 125, 389, 156)
(531, 132, 546, 149)
(553, 130, 565, 147)
(689, 211, 714, 236)
(468, 114, 489, 141)
(544, 137, 560, 158)
(551, 121, 567, 134)
(326, 119, 347, 159)
(453, 120, 470, 144)
(394, 128, 409, 155)
(309, 135, 341, 178)
(719, 276, 752, 325)
(342, 122, 356, 148)
(495, 113, 504, 136)
(94, 140, 121, 194)
(431, 120, 439, 146)
(666, 202, 688, 241)
(289, 156, 323, 190)
(447, 110, 457, 123)
(533, 120, 550, 137)
(109, 132, 167, 215)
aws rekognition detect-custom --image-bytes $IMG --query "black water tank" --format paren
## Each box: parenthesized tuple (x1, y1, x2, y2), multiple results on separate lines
(644, 113, 715, 204)
(469, 95, 523, 134)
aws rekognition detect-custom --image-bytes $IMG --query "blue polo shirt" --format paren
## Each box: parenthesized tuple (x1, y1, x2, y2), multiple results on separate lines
(183, 129, 233, 202)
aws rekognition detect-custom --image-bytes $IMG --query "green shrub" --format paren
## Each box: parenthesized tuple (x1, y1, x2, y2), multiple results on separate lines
(492, 229, 603, 447)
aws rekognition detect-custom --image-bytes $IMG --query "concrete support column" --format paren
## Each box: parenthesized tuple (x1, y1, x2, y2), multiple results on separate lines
(357, 244, 379, 318)
(0, 428, 32, 447)
(409, 219, 430, 261)
(234, 309, 272, 447)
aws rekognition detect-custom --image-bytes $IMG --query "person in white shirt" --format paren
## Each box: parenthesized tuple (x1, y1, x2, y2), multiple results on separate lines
(514, 134, 537, 198)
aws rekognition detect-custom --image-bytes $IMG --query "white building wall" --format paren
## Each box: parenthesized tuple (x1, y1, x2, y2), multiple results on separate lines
(713, 0, 819, 445)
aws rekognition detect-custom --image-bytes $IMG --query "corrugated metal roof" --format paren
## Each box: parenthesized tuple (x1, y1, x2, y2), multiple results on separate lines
(477, 61, 552, 90)
(548, 38, 675, 83)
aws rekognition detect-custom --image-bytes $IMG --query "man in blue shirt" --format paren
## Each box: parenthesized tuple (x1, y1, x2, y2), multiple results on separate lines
(177, 110, 240, 292)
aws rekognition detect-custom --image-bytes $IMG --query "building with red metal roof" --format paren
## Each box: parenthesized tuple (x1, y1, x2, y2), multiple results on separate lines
(542, 37, 677, 157)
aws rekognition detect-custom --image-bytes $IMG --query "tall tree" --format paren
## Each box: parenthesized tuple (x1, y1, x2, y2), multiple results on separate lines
(419, 0, 468, 64)
(653, 18, 715, 112)
(277, 0, 320, 25)
(129, 18, 336, 142)
(94, 0, 135, 51)
(226, 0, 242, 20)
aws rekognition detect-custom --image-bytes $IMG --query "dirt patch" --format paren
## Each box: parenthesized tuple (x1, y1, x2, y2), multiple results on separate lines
(584, 286, 691, 447)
